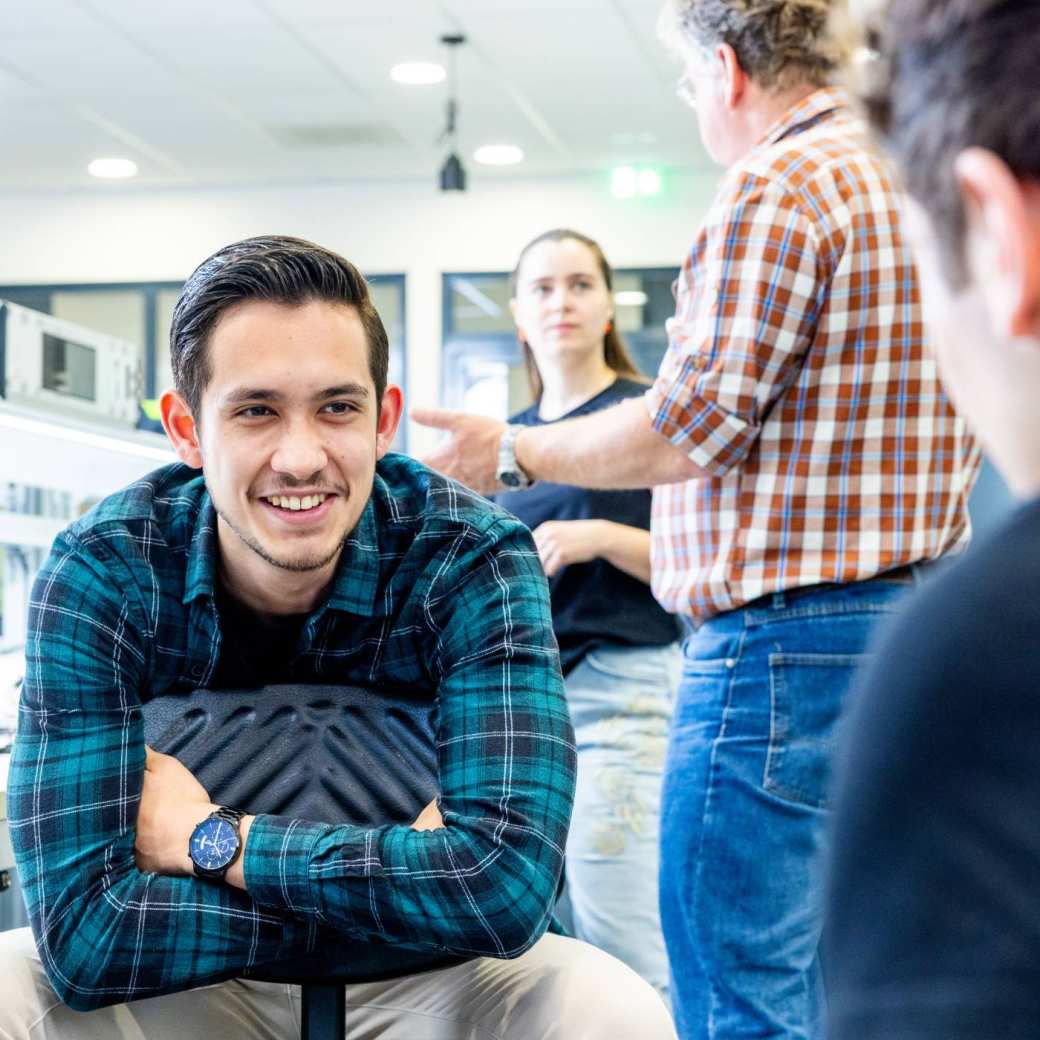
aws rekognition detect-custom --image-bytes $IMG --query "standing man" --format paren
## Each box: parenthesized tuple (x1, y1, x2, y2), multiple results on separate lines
(826, 2, 1040, 1037)
(415, 2, 978, 1036)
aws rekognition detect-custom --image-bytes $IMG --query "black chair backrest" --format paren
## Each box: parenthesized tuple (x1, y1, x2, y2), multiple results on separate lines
(143, 684, 462, 983)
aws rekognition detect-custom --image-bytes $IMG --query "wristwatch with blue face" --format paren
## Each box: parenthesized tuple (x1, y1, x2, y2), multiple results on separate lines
(188, 806, 246, 880)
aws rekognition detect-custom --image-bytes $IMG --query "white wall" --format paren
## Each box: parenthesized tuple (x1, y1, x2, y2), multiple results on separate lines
(0, 170, 720, 452)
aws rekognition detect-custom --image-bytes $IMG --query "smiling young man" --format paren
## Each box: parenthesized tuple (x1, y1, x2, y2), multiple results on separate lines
(0, 237, 675, 1039)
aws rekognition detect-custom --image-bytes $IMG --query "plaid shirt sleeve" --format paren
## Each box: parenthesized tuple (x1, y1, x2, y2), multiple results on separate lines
(646, 175, 823, 476)
(8, 532, 318, 1011)
(244, 517, 576, 959)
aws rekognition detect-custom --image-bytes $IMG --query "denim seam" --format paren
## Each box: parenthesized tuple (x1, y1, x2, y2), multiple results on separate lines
(691, 625, 746, 1040)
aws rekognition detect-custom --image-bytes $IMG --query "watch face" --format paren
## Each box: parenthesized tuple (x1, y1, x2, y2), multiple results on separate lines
(190, 817, 239, 871)
(499, 471, 521, 488)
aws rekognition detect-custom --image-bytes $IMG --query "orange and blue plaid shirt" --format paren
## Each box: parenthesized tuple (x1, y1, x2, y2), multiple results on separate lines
(646, 87, 979, 621)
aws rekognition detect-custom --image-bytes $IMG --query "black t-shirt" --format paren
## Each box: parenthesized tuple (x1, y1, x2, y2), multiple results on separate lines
(211, 584, 309, 690)
(496, 377, 680, 675)
(826, 494, 1040, 1039)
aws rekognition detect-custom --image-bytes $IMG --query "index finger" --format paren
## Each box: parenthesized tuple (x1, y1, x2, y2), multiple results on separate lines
(410, 407, 465, 431)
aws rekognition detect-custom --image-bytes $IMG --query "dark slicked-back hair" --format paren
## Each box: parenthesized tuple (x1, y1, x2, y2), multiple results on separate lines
(170, 235, 389, 416)
(862, 0, 1040, 288)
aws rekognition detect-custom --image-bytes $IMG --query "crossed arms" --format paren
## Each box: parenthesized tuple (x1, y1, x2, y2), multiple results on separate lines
(8, 520, 574, 1011)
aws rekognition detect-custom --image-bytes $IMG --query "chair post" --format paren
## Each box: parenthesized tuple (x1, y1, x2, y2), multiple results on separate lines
(301, 982, 346, 1040)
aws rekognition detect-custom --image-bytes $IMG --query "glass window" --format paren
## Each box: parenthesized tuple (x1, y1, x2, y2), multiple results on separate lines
(50, 290, 146, 355)
(154, 288, 181, 398)
(442, 267, 676, 420)
(369, 278, 405, 392)
(446, 274, 513, 336)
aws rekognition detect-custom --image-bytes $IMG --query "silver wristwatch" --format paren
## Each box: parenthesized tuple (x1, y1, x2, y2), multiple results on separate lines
(496, 424, 534, 490)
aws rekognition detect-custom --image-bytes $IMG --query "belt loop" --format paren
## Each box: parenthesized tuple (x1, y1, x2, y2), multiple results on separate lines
(770, 591, 786, 610)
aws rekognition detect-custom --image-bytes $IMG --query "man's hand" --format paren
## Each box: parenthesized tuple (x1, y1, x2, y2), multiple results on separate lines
(532, 520, 605, 577)
(412, 408, 506, 494)
(411, 798, 445, 832)
(135, 747, 217, 876)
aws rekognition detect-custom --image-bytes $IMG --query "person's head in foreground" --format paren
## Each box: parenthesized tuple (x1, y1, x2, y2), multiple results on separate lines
(862, 0, 1040, 498)
(161, 235, 403, 606)
(658, 0, 852, 165)
(510, 228, 644, 403)
(826, 2, 1040, 1037)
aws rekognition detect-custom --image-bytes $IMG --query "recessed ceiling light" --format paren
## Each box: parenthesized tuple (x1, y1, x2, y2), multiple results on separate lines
(473, 144, 524, 166)
(615, 290, 649, 307)
(390, 62, 446, 85)
(88, 157, 138, 179)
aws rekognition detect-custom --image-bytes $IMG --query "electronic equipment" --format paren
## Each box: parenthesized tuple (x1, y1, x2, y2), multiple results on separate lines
(0, 300, 143, 428)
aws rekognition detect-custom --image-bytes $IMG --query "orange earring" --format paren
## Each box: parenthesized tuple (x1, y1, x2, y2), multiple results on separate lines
(605, 320, 614, 335)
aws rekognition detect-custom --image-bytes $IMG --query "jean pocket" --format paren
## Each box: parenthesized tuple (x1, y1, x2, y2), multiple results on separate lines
(764, 652, 869, 809)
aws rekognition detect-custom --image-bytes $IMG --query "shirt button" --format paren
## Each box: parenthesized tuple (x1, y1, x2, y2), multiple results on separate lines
(725, 658, 736, 669)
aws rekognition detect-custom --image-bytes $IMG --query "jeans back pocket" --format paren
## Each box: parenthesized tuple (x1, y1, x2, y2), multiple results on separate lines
(765, 652, 869, 809)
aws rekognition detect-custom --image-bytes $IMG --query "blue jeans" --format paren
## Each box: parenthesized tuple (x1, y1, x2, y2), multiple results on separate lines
(561, 641, 681, 1003)
(660, 579, 912, 1039)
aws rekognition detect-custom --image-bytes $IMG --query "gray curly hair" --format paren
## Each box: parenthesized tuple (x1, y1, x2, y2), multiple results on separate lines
(659, 0, 851, 91)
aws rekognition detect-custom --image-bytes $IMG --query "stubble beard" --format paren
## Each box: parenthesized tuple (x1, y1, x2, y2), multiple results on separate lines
(215, 504, 347, 573)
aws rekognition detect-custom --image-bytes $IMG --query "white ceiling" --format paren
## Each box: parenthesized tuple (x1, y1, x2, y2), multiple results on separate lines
(0, 0, 714, 191)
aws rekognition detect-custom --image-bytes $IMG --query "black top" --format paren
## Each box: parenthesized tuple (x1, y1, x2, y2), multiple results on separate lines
(496, 377, 680, 674)
(212, 584, 308, 690)
(826, 494, 1040, 1039)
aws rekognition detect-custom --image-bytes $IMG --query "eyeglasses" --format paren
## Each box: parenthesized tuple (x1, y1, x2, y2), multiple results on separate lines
(675, 72, 697, 109)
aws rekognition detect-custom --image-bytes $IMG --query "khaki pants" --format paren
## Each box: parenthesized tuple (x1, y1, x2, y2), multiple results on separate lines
(0, 928, 675, 1039)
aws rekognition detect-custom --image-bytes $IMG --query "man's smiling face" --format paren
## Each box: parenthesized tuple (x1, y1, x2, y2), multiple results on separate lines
(174, 298, 400, 597)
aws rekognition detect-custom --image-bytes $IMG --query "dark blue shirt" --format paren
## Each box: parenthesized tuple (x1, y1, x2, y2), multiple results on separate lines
(497, 377, 680, 674)
(827, 494, 1040, 1039)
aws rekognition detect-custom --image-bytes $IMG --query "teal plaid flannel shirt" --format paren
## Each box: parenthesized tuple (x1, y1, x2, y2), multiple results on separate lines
(8, 454, 575, 1011)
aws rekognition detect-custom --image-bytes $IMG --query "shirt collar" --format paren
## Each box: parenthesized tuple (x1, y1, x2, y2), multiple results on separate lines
(181, 488, 383, 619)
(182, 491, 219, 605)
(757, 85, 851, 151)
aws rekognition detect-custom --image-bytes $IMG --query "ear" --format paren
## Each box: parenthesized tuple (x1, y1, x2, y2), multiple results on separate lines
(716, 42, 747, 109)
(955, 148, 1040, 338)
(375, 384, 404, 458)
(160, 390, 203, 469)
